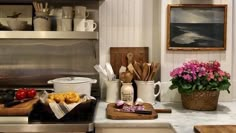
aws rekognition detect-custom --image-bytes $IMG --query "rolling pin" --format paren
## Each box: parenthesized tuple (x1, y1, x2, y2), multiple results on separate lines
(155, 109, 172, 113)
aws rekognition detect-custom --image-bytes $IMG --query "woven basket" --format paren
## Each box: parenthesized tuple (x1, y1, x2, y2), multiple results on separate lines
(181, 90, 220, 111)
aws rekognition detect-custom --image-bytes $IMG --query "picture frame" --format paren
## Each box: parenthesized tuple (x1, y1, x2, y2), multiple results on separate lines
(0, 4, 33, 31)
(167, 4, 227, 51)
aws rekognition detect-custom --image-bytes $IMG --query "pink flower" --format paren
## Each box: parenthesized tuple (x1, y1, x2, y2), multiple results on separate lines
(218, 77, 222, 82)
(218, 70, 225, 76)
(183, 74, 192, 82)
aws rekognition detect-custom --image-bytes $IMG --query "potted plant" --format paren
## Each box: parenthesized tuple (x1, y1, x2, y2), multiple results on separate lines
(169, 60, 231, 111)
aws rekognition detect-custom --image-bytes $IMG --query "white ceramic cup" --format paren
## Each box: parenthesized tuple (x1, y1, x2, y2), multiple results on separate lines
(62, 6, 73, 19)
(61, 18, 72, 31)
(135, 80, 161, 104)
(74, 6, 89, 18)
(105, 79, 120, 103)
(74, 18, 87, 31)
(85, 19, 97, 32)
(56, 18, 62, 31)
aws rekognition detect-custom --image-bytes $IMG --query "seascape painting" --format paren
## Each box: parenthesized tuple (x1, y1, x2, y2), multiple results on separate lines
(167, 5, 227, 50)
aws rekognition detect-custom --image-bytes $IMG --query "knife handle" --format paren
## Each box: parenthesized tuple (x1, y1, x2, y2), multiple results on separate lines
(155, 109, 172, 113)
(4, 101, 21, 107)
(135, 110, 152, 115)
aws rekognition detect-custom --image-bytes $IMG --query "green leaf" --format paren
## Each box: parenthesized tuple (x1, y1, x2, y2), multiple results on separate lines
(181, 84, 192, 90)
(192, 84, 196, 91)
(169, 85, 178, 90)
(198, 85, 203, 90)
(209, 82, 218, 87)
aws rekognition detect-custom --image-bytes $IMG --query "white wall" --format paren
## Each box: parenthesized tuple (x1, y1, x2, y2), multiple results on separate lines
(160, 0, 233, 102)
(99, 0, 156, 99)
(99, 0, 235, 101)
(233, 0, 236, 101)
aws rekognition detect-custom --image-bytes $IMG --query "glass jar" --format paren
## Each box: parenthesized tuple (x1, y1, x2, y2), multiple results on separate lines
(120, 82, 134, 105)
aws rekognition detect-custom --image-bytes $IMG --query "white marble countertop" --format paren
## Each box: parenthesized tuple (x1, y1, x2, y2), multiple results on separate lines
(94, 101, 236, 133)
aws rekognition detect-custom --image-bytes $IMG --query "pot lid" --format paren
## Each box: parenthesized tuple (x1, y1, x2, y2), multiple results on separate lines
(49, 77, 94, 84)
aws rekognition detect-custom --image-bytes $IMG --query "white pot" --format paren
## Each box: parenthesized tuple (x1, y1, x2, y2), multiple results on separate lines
(48, 77, 97, 96)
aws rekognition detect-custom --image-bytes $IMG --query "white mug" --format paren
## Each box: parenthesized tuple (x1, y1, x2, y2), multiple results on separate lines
(85, 19, 97, 32)
(62, 6, 73, 19)
(56, 18, 62, 31)
(62, 18, 72, 31)
(74, 18, 86, 31)
(135, 80, 161, 104)
(74, 6, 89, 18)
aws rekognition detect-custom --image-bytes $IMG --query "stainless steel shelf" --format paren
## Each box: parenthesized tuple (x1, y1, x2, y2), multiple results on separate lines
(0, 31, 98, 40)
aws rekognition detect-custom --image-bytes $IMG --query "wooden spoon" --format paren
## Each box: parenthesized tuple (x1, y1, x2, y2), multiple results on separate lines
(148, 63, 160, 81)
(133, 61, 142, 79)
(127, 63, 141, 80)
(141, 63, 149, 81)
(145, 63, 151, 81)
(127, 52, 134, 65)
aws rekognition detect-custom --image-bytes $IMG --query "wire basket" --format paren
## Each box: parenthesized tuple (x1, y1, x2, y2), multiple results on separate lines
(181, 90, 220, 111)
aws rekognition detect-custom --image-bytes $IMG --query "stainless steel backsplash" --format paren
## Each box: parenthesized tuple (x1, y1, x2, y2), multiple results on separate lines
(0, 39, 99, 89)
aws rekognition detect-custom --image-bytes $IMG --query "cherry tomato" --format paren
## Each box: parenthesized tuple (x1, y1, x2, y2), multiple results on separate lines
(27, 88, 36, 98)
(17, 88, 28, 93)
(15, 91, 27, 100)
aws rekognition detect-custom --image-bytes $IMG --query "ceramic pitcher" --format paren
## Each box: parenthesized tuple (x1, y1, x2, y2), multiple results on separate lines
(135, 80, 161, 104)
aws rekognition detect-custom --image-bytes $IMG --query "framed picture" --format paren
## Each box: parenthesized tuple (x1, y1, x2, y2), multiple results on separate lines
(167, 4, 227, 51)
(0, 4, 33, 31)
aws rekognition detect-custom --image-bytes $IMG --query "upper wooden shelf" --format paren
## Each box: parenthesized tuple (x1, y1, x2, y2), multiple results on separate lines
(0, 31, 99, 40)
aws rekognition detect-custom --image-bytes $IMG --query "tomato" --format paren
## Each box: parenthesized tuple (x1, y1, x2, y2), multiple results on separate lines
(17, 88, 28, 93)
(27, 88, 36, 98)
(15, 91, 27, 100)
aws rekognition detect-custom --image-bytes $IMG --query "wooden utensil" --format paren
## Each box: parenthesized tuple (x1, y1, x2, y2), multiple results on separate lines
(141, 63, 149, 80)
(145, 64, 151, 81)
(148, 63, 160, 81)
(127, 63, 141, 80)
(127, 52, 134, 65)
(133, 61, 142, 78)
(110, 47, 148, 77)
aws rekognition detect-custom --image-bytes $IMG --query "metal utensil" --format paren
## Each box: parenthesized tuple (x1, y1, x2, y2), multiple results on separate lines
(116, 109, 152, 115)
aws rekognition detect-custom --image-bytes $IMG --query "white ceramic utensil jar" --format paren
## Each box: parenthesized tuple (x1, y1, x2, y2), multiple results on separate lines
(105, 79, 120, 103)
(135, 80, 161, 104)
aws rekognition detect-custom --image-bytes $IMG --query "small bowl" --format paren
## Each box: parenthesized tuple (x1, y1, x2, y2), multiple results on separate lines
(7, 20, 27, 31)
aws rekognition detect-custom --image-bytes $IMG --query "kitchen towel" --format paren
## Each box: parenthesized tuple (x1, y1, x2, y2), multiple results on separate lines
(40, 91, 96, 119)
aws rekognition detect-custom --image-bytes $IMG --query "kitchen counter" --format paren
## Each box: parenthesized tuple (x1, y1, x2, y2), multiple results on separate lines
(0, 101, 235, 133)
(94, 101, 236, 133)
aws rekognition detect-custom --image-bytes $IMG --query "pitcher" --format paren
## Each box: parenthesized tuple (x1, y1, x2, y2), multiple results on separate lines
(135, 80, 161, 104)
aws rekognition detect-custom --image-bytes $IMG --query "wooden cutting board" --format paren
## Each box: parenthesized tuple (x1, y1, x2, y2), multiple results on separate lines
(194, 125, 236, 133)
(110, 47, 149, 77)
(106, 103, 157, 120)
(0, 98, 39, 116)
